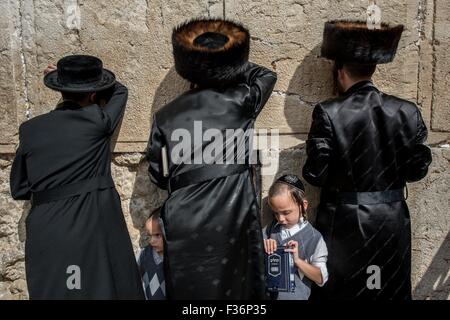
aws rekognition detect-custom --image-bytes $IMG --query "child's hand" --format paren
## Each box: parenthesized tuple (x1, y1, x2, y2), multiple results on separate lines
(284, 240, 300, 263)
(264, 239, 277, 255)
(44, 64, 57, 75)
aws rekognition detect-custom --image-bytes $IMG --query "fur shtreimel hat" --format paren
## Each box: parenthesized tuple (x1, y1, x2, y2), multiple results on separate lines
(172, 18, 250, 88)
(321, 20, 404, 64)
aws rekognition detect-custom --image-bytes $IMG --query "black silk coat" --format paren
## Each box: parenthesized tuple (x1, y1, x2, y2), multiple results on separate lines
(147, 63, 277, 299)
(10, 83, 144, 299)
(303, 81, 432, 300)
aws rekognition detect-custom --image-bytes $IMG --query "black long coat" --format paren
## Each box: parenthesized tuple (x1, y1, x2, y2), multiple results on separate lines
(10, 83, 144, 299)
(147, 63, 277, 299)
(303, 80, 432, 300)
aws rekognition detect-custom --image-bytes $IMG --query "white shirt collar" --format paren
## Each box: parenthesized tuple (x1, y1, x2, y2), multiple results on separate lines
(279, 217, 308, 240)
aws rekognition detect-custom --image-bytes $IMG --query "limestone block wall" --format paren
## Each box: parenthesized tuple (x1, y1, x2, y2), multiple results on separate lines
(0, 0, 448, 299)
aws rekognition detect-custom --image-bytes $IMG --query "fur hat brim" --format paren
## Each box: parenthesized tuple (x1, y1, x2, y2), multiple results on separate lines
(321, 20, 404, 64)
(172, 18, 250, 87)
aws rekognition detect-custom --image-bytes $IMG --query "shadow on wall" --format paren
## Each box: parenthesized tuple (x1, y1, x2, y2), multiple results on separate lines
(261, 44, 334, 227)
(17, 202, 30, 244)
(413, 230, 450, 300)
(129, 67, 189, 248)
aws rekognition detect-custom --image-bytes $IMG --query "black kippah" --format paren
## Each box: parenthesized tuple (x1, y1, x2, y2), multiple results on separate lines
(276, 174, 305, 192)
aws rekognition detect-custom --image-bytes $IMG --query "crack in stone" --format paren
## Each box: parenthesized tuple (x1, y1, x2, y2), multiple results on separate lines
(17, 0, 31, 120)
(142, 0, 150, 31)
(429, 143, 450, 149)
(271, 57, 293, 70)
(271, 57, 293, 64)
(74, 28, 83, 50)
(415, 0, 427, 118)
(223, 0, 226, 19)
(272, 90, 316, 105)
(158, 0, 164, 28)
(288, 40, 305, 48)
(416, 0, 427, 44)
(430, 0, 437, 132)
(250, 36, 277, 48)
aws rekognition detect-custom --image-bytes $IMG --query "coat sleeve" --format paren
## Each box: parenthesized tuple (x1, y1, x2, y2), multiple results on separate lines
(241, 63, 277, 118)
(10, 134, 31, 200)
(146, 114, 168, 190)
(302, 104, 334, 187)
(101, 81, 128, 134)
(405, 109, 432, 182)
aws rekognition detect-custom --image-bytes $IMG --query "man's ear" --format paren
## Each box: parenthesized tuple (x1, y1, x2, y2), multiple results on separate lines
(337, 68, 345, 82)
(89, 92, 97, 103)
(303, 199, 309, 211)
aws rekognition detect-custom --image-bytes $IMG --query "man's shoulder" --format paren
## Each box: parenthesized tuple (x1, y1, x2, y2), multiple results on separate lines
(380, 92, 418, 110)
(313, 97, 343, 122)
(154, 91, 193, 120)
(18, 111, 55, 135)
(19, 104, 104, 136)
(318, 91, 419, 115)
(154, 88, 232, 123)
(317, 96, 347, 113)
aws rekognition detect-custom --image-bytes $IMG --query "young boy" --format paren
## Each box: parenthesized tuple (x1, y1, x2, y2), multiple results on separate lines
(264, 175, 328, 300)
(137, 208, 166, 300)
(10, 55, 144, 299)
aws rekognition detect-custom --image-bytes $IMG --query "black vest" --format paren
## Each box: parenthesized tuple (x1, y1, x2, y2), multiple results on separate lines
(138, 246, 166, 300)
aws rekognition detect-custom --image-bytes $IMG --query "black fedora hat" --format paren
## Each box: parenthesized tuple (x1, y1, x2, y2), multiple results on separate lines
(172, 18, 250, 88)
(321, 20, 404, 64)
(44, 55, 116, 93)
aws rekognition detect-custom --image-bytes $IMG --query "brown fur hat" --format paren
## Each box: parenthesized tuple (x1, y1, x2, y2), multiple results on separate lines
(321, 20, 404, 64)
(172, 18, 250, 88)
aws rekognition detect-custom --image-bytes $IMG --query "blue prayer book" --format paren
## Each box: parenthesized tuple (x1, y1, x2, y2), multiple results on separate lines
(265, 247, 296, 292)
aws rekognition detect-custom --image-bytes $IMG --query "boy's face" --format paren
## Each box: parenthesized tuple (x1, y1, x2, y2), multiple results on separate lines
(269, 191, 308, 229)
(145, 217, 164, 254)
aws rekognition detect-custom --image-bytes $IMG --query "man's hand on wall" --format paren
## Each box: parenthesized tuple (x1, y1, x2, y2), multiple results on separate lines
(43, 64, 57, 75)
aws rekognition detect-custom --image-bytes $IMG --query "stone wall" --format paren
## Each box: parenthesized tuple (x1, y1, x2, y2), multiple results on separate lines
(0, 0, 449, 299)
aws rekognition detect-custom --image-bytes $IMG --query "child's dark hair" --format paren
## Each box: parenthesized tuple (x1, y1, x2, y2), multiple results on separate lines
(268, 176, 308, 220)
(144, 207, 161, 226)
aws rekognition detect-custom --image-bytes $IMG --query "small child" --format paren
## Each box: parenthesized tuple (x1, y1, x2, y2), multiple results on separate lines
(137, 207, 166, 300)
(263, 174, 328, 300)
